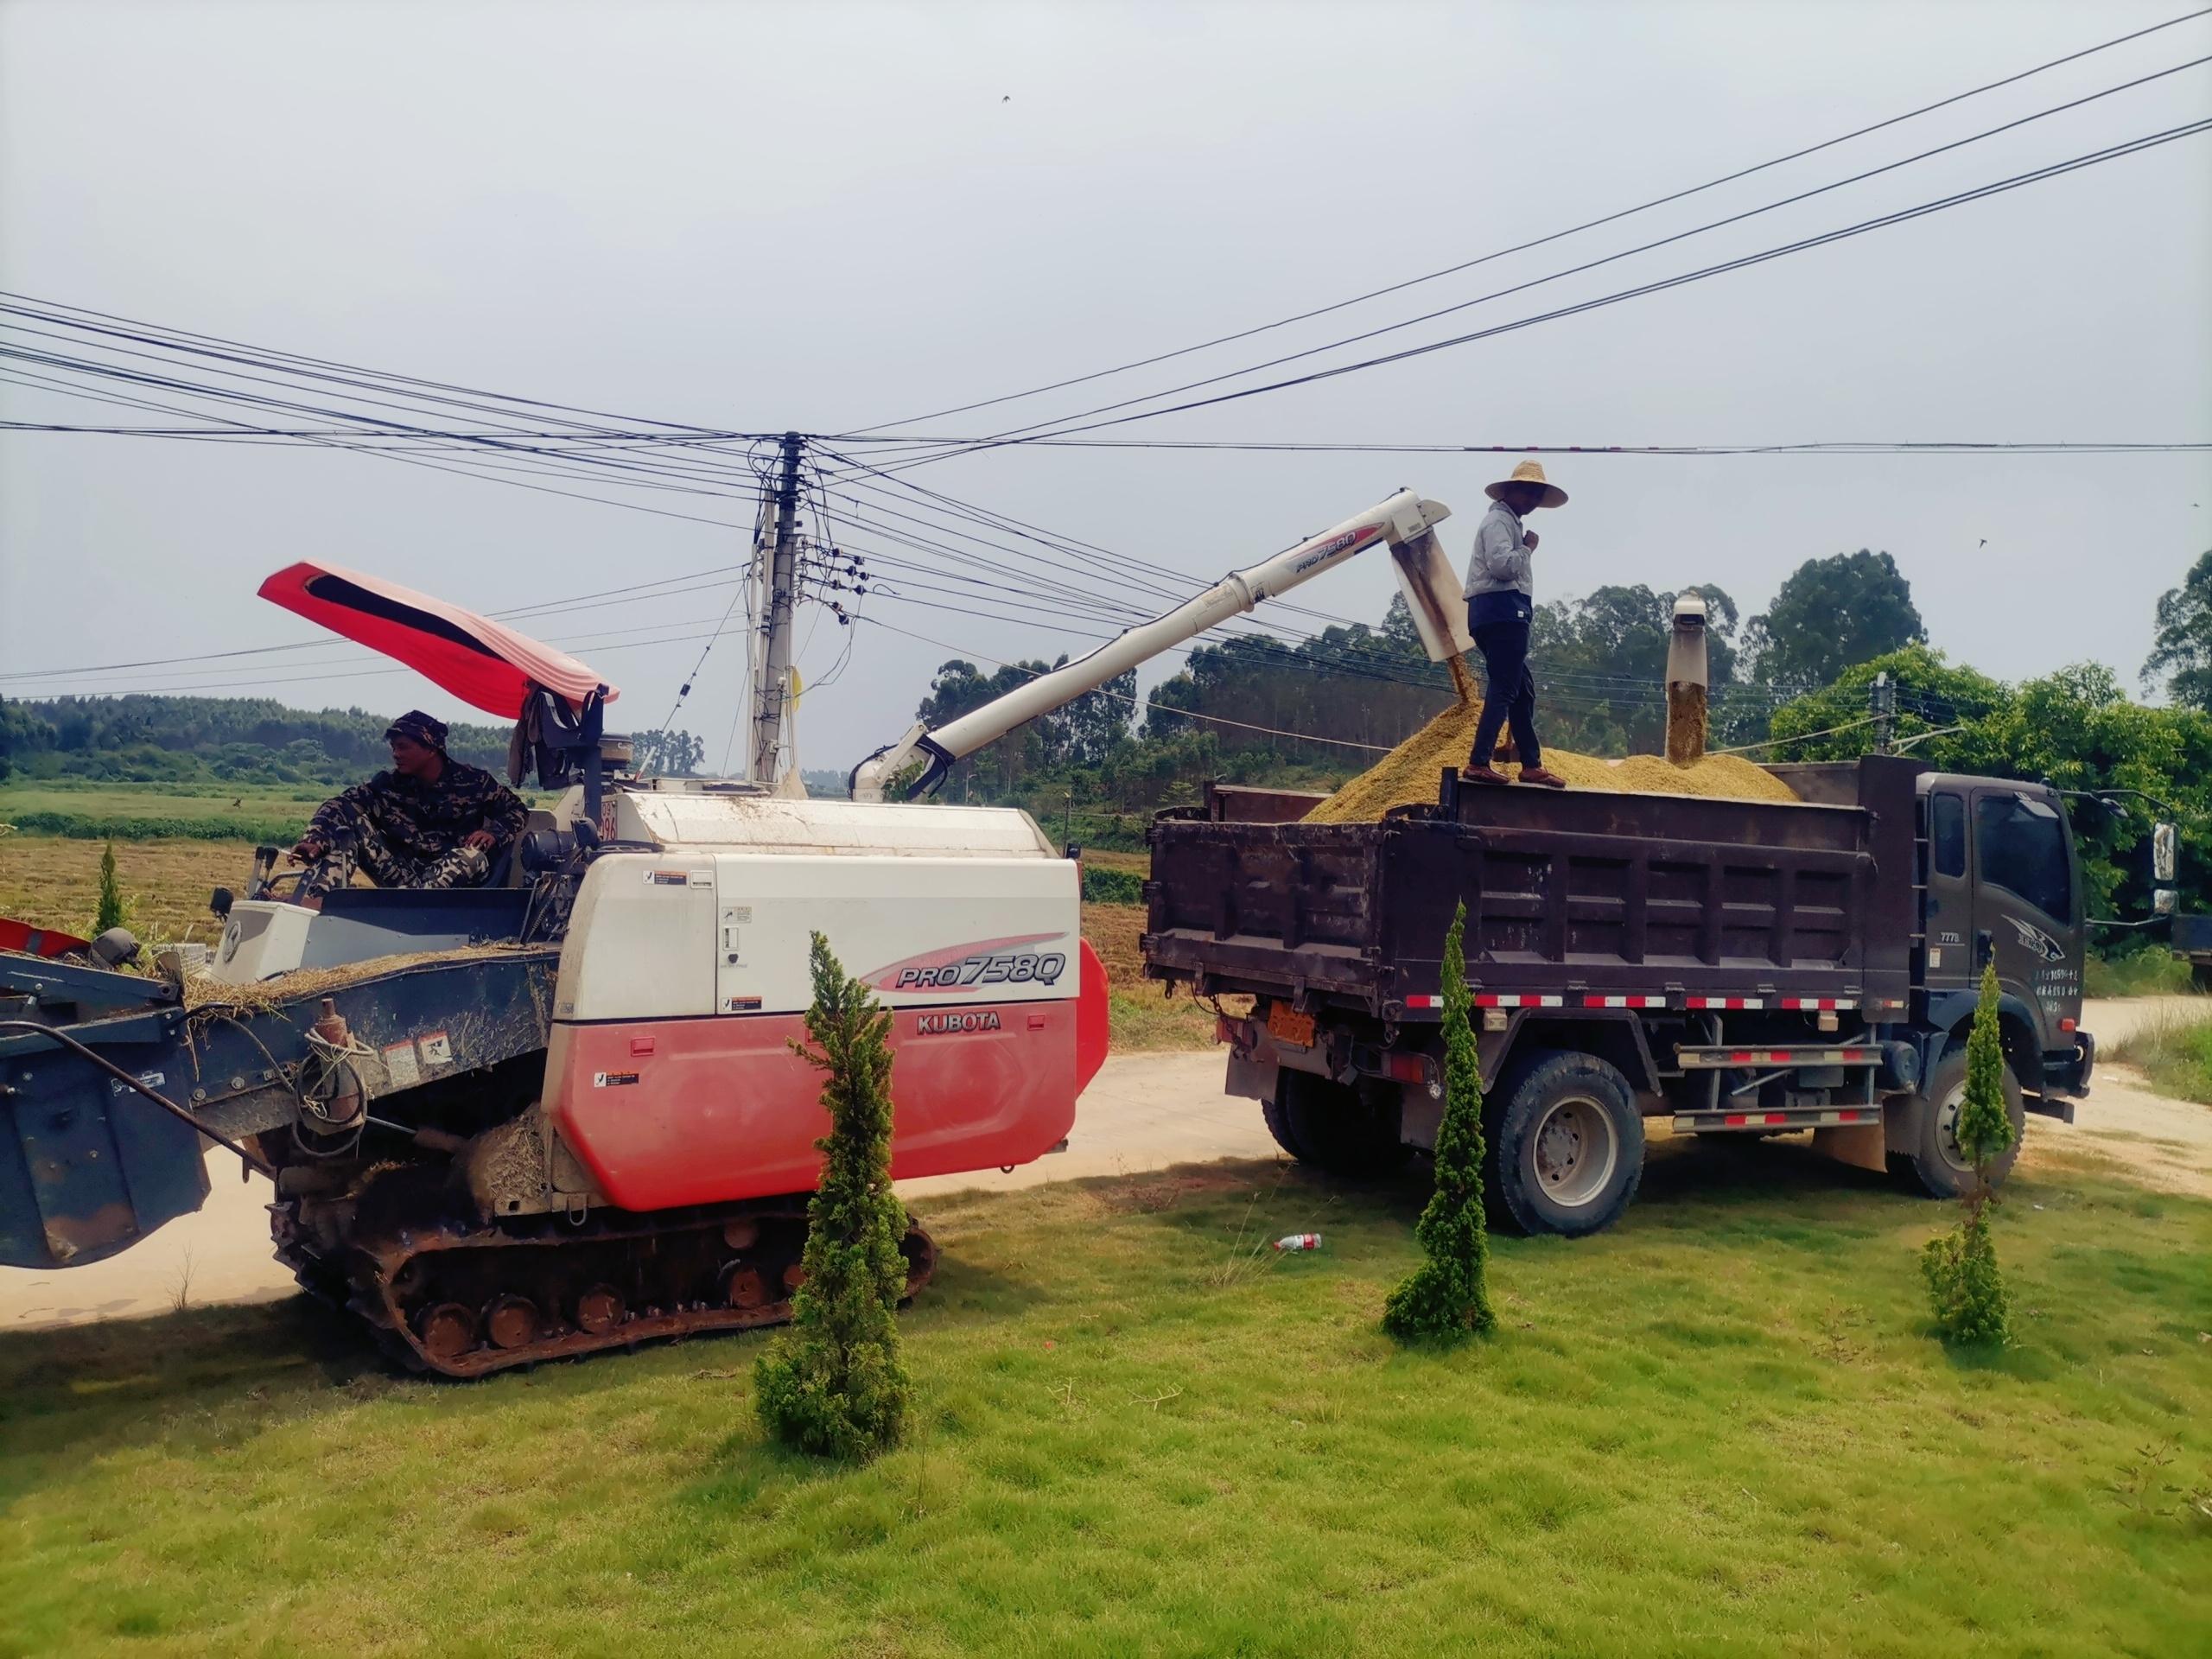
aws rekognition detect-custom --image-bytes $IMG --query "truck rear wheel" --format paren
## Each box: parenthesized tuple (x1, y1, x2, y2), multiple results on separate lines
(1270, 1070, 1408, 1177)
(1260, 1094, 1309, 1161)
(1489, 1051, 1644, 1236)
(1895, 1046, 2026, 1199)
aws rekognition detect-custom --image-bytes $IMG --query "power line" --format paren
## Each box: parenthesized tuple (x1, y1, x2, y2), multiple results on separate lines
(923, 54, 2211, 454)
(842, 115, 2212, 474)
(810, 436, 2212, 456)
(0, 288, 768, 440)
(10, 415, 2202, 457)
(840, 8, 2212, 435)
(857, 616, 1397, 753)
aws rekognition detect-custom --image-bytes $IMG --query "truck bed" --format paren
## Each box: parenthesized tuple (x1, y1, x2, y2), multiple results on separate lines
(1144, 756, 1923, 1019)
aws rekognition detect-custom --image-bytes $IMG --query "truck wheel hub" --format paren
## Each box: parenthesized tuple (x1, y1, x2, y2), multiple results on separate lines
(1532, 1096, 1618, 1208)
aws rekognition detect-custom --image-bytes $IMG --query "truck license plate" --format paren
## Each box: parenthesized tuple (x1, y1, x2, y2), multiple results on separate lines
(1267, 1001, 1316, 1048)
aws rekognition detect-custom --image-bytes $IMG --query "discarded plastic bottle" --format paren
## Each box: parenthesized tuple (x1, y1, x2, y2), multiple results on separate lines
(1273, 1233, 1322, 1252)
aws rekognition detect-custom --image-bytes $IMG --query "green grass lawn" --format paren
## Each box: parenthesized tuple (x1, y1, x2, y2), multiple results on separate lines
(2109, 1007, 2212, 1105)
(3, 1142, 2206, 1656)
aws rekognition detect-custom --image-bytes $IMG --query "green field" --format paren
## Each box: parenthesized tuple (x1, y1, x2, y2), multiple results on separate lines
(3, 1144, 2206, 1657)
(0, 781, 325, 842)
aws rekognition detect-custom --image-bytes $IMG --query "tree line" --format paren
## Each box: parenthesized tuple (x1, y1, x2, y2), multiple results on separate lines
(0, 696, 514, 785)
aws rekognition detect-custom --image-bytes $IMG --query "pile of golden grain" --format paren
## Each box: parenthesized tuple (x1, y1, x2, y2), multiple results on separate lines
(1304, 697, 1798, 823)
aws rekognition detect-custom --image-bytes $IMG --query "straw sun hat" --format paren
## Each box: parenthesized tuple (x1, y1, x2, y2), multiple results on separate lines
(1484, 458, 1568, 509)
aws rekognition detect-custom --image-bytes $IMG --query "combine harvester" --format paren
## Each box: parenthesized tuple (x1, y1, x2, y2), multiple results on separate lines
(0, 490, 1465, 1374)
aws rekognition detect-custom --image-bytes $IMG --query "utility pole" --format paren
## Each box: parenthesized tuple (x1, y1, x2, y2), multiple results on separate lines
(750, 431, 804, 784)
(1870, 671, 1896, 755)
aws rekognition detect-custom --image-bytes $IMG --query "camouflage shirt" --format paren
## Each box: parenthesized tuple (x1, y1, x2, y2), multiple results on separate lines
(308, 759, 528, 862)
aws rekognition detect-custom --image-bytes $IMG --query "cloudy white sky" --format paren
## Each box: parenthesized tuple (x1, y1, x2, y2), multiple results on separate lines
(3, 0, 2209, 771)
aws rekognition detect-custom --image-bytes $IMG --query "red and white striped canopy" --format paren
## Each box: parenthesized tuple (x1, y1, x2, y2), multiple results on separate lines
(258, 560, 618, 719)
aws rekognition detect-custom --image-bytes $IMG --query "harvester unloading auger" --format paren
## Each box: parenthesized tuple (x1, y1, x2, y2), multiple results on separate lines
(0, 491, 1465, 1375)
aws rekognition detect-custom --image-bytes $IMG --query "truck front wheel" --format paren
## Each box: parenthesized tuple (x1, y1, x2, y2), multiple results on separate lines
(1489, 1051, 1645, 1236)
(1895, 1046, 2026, 1199)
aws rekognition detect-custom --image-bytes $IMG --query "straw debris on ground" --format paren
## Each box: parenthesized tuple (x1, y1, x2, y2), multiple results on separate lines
(1306, 695, 1798, 823)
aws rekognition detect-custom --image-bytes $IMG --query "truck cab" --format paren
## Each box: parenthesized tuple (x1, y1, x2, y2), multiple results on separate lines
(1917, 773, 2090, 1105)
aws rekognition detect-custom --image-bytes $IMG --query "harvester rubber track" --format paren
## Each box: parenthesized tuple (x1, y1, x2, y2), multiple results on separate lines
(270, 1172, 936, 1379)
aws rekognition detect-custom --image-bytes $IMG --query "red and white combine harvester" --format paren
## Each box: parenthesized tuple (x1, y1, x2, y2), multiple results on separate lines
(0, 491, 1461, 1374)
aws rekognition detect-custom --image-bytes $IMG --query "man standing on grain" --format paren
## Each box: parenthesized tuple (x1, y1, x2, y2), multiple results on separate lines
(1461, 459, 1567, 788)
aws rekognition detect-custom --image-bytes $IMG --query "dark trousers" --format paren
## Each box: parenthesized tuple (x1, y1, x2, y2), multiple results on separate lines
(1469, 618, 1541, 770)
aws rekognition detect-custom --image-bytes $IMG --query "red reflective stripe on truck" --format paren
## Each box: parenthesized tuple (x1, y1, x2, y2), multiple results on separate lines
(1684, 995, 1762, 1009)
(1582, 995, 1668, 1008)
(1406, 995, 1443, 1009)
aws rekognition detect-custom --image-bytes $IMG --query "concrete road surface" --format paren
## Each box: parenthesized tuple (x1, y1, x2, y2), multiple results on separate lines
(4, 999, 2206, 1333)
(0, 1051, 1265, 1332)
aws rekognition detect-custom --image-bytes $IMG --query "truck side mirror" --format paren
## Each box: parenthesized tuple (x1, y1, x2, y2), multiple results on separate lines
(2153, 822, 2177, 883)
(2154, 887, 2178, 917)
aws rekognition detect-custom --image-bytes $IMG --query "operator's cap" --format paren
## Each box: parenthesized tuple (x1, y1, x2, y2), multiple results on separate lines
(384, 709, 448, 751)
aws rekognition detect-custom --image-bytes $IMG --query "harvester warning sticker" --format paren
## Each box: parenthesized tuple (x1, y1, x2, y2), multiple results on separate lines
(723, 994, 763, 1013)
(645, 870, 689, 887)
(593, 1071, 640, 1088)
(383, 1040, 422, 1090)
(419, 1031, 453, 1067)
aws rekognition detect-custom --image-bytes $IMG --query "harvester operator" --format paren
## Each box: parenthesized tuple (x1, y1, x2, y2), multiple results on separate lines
(1461, 458, 1567, 790)
(288, 711, 527, 908)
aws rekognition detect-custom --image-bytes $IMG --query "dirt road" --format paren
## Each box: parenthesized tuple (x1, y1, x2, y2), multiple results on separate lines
(0, 1052, 1256, 1332)
(4, 999, 2204, 1332)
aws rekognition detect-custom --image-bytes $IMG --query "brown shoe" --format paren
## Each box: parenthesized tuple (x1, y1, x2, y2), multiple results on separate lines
(1516, 766, 1568, 789)
(1459, 766, 1511, 786)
